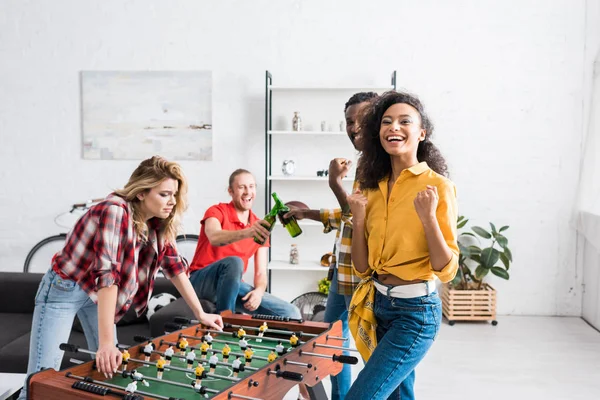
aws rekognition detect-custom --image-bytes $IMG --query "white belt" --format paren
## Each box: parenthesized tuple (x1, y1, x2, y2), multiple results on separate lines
(373, 279, 436, 298)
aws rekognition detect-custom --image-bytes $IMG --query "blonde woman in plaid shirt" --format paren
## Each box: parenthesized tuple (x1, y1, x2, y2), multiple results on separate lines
(284, 92, 378, 400)
(17, 156, 223, 400)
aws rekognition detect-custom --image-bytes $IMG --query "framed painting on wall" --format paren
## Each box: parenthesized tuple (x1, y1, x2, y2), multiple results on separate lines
(81, 71, 212, 160)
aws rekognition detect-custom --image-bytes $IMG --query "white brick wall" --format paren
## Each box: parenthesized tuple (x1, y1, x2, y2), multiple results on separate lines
(0, 0, 595, 316)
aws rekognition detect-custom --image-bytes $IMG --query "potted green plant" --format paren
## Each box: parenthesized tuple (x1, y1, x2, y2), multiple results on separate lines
(441, 216, 513, 325)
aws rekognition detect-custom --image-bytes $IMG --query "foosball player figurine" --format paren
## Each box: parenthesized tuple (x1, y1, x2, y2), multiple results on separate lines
(125, 381, 138, 394)
(156, 357, 166, 380)
(237, 327, 246, 339)
(143, 342, 154, 364)
(232, 357, 242, 378)
(131, 370, 150, 387)
(121, 349, 130, 372)
(164, 345, 175, 366)
(195, 364, 206, 385)
(239, 337, 248, 351)
(289, 333, 300, 348)
(186, 349, 196, 369)
(222, 344, 231, 362)
(178, 337, 189, 356)
(203, 332, 213, 348)
(267, 350, 277, 363)
(276, 340, 286, 356)
(257, 322, 268, 342)
(209, 354, 219, 374)
(200, 340, 210, 359)
(244, 347, 254, 367)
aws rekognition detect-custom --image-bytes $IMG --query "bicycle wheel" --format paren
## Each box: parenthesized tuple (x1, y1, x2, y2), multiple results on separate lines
(175, 234, 199, 266)
(24, 234, 67, 273)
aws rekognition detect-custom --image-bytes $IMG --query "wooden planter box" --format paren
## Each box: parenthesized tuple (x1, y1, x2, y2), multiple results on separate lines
(441, 283, 497, 325)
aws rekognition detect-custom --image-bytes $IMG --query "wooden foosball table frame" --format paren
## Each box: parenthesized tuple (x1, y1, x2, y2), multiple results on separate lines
(27, 313, 357, 400)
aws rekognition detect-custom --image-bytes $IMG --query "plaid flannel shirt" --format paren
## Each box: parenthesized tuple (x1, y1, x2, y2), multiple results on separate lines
(52, 194, 187, 322)
(320, 207, 360, 295)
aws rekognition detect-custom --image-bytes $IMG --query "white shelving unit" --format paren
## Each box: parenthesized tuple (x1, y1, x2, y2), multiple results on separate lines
(268, 260, 326, 271)
(264, 71, 397, 299)
(268, 175, 356, 181)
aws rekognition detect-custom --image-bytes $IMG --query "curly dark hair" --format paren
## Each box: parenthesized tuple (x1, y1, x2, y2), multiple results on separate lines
(344, 92, 379, 112)
(357, 91, 449, 189)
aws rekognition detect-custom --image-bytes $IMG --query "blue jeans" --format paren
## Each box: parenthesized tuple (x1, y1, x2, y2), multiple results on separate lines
(323, 269, 353, 400)
(18, 269, 117, 400)
(346, 290, 442, 400)
(190, 256, 301, 319)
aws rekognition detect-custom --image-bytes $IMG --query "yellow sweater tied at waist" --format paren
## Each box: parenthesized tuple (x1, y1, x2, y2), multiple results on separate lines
(348, 276, 377, 361)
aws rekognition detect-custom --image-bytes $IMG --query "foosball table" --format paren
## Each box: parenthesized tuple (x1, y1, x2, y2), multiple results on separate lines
(27, 313, 358, 400)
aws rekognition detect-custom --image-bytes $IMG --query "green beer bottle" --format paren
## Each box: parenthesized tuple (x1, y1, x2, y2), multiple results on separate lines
(272, 192, 303, 238)
(254, 207, 277, 245)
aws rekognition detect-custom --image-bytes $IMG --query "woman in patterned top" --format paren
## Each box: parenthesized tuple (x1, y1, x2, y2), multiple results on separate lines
(18, 156, 223, 400)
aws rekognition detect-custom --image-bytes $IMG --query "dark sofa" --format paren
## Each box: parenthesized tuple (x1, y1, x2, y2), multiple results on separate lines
(0, 272, 214, 374)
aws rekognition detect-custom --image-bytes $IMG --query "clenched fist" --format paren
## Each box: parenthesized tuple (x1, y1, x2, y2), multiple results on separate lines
(347, 189, 367, 221)
(414, 185, 439, 222)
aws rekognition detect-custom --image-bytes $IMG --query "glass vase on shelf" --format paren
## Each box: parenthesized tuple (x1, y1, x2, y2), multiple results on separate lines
(289, 244, 299, 265)
(292, 112, 302, 131)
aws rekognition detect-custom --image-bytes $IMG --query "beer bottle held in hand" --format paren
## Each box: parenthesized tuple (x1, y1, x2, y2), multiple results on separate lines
(271, 192, 303, 238)
(254, 208, 277, 245)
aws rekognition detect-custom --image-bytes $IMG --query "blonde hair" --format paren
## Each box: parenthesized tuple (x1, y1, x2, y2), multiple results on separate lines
(114, 156, 188, 244)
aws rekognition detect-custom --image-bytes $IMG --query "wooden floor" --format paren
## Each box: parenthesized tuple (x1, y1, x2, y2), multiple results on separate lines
(283, 316, 600, 399)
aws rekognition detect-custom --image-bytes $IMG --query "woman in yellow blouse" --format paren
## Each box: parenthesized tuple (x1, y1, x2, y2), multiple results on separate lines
(346, 91, 458, 400)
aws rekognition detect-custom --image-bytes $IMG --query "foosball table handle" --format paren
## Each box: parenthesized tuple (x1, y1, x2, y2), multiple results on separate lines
(133, 335, 152, 343)
(276, 370, 304, 382)
(332, 354, 359, 365)
(165, 322, 184, 332)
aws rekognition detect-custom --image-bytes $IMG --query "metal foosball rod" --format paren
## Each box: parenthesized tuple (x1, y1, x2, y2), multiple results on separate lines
(127, 354, 243, 382)
(326, 334, 348, 341)
(312, 342, 361, 353)
(182, 333, 276, 352)
(298, 349, 359, 365)
(227, 392, 264, 400)
(151, 348, 259, 372)
(283, 358, 313, 369)
(159, 338, 269, 362)
(173, 317, 318, 338)
(192, 328, 305, 347)
(65, 372, 179, 400)
(121, 369, 220, 396)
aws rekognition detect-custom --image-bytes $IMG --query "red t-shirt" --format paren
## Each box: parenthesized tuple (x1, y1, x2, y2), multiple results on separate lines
(189, 202, 269, 273)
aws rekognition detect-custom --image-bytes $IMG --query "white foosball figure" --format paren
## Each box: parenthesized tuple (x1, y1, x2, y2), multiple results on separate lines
(275, 341, 286, 356)
(232, 357, 242, 378)
(186, 349, 196, 369)
(239, 338, 248, 350)
(126, 381, 138, 393)
(143, 343, 154, 365)
(204, 332, 213, 347)
(209, 354, 219, 374)
(164, 346, 175, 365)
(131, 370, 150, 387)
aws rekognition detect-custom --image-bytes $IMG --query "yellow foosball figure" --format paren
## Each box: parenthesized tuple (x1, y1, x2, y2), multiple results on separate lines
(178, 338, 189, 356)
(237, 327, 246, 339)
(267, 350, 277, 363)
(121, 349, 130, 372)
(244, 347, 254, 367)
(195, 364, 206, 385)
(289, 333, 299, 348)
(257, 322, 268, 342)
(156, 357, 166, 380)
(222, 344, 231, 362)
(200, 340, 210, 359)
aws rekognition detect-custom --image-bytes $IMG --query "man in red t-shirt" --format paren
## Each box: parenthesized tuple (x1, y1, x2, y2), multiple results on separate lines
(189, 169, 301, 319)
